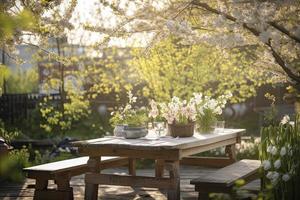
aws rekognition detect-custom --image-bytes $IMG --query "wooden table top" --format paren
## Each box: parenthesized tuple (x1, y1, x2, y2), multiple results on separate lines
(72, 129, 245, 151)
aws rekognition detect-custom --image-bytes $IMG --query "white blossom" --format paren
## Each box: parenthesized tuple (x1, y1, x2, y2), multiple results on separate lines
(280, 115, 290, 125)
(266, 171, 273, 179)
(282, 173, 291, 182)
(254, 138, 261, 144)
(262, 160, 271, 171)
(280, 147, 287, 156)
(271, 172, 280, 184)
(193, 93, 203, 105)
(149, 100, 159, 119)
(274, 159, 281, 169)
(267, 145, 272, 153)
(271, 146, 277, 155)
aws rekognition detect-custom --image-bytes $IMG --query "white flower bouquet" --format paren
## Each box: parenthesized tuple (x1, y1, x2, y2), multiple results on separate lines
(149, 96, 197, 137)
(192, 92, 232, 133)
(110, 91, 148, 138)
(148, 92, 232, 136)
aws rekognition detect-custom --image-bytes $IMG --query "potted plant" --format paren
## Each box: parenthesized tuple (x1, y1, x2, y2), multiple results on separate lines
(110, 91, 148, 139)
(149, 97, 197, 137)
(192, 92, 232, 133)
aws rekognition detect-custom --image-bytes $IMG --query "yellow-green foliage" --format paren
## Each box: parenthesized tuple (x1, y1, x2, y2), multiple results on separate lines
(0, 64, 38, 94)
(0, 9, 35, 43)
(6, 67, 39, 93)
(130, 37, 272, 103)
(0, 148, 30, 182)
(0, 65, 10, 95)
(40, 90, 90, 134)
(82, 47, 139, 99)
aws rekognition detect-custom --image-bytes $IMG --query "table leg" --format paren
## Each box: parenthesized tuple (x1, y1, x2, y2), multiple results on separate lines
(166, 160, 180, 200)
(85, 156, 100, 200)
(128, 158, 136, 176)
(155, 159, 164, 177)
(225, 144, 236, 161)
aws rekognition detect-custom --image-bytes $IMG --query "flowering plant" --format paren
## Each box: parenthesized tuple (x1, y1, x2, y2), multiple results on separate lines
(149, 96, 197, 125)
(260, 114, 300, 199)
(110, 91, 148, 127)
(192, 92, 232, 133)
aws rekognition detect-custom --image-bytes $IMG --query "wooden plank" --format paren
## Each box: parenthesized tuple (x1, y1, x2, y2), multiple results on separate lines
(24, 156, 127, 174)
(180, 156, 235, 168)
(190, 159, 261, 187)
(79, 147, 180, 160)
(180, 138, 237, 158)
(72, 129, 245, 151)
(85, 173, 177, 189)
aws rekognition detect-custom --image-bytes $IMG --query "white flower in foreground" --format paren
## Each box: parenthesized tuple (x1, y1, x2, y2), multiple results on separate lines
(267, 145, 272, 153)
(274, 159, 281, 169)
(282, 173, 291, 182)
(266, 171, 273, 179)
(271, 146, 277, 155)
(280, 147, 287, 156)
(262, 160, 271, 171)
(271, 172, 280, 184)
(280, 115, 290, 125)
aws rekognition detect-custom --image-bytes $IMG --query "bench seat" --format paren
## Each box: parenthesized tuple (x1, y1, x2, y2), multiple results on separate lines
(24, 156, 129, 200)
(190, 159, 261, 200)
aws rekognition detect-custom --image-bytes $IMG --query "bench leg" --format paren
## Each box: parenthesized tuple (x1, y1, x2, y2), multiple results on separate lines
(56, 177, 73, 200)
(155, 159, 164, 178)
(85, 156, 101, 200)
(33, 178, 48, 200)
(166, 160, 180, 200)
(128, 158, 136, 176)
(198, 193, 209, 200)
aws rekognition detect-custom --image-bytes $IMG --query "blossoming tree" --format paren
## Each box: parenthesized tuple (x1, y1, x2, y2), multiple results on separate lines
(85, 0, 299, 90)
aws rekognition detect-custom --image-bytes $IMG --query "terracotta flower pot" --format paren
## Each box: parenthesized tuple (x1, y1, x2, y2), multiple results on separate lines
(168, 122, 195, 137)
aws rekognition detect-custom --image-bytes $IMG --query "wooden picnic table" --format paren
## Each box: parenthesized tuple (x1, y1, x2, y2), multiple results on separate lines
(72, 128, 244, 200)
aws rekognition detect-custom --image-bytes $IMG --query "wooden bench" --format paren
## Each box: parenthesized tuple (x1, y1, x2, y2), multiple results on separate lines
(24, 156, 130, 200)
(190, 159, 261, 200)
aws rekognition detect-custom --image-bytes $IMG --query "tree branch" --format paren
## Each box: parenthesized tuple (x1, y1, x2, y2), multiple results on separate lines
(268, 21, 300, 44)
(266, 41, 300, 83)
(192, 1, 260, 36)
(191, 0, 300, 84)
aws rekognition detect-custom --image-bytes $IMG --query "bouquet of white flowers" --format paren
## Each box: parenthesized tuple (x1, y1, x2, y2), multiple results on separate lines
(191, 92, 232, 133)
(149, 96, 197, 137)
(149, 92, 232, 136)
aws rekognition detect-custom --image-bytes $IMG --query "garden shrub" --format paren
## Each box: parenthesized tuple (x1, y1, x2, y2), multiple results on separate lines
(0, 147, 30, 182)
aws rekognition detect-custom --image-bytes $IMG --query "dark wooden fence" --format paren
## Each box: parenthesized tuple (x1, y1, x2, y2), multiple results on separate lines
(0, 93, 60, 123)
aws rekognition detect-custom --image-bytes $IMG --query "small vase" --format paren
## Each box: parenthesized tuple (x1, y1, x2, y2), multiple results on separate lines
(113, 125, 125, 137)
(168, 122, 195, 137)
(197, 121, 215, 134)
(196, 109, 217, 134)
(123, 126, 148, 139)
